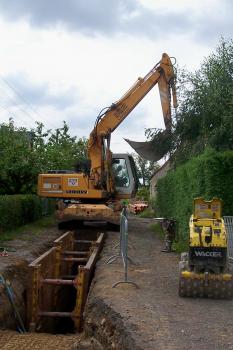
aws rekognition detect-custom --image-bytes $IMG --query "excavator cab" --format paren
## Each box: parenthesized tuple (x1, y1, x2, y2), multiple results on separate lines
(112, 154, 138, 198)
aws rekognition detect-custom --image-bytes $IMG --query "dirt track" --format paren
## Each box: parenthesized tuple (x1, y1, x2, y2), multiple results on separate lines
(85, 216, 233, 350)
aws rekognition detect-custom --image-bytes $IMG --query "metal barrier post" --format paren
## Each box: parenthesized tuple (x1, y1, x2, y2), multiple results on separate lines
(224, 216, 233, 263)
(112, 208, 138, 288)
(106, 208, 136, 265)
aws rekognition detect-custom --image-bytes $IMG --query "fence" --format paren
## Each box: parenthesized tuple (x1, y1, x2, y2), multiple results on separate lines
(41, 198, 55, 216)
(109, 207, 138, 288)
(224, 216, 233, 262)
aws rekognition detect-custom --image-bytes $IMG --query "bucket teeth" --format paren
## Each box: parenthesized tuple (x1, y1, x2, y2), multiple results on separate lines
(179, 275, 233, 299)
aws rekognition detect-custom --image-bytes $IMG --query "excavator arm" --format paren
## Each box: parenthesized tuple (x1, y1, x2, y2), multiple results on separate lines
(88, 53, 177, 187)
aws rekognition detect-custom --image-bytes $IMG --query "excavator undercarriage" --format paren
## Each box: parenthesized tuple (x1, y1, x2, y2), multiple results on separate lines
(179, 198, 233, 299)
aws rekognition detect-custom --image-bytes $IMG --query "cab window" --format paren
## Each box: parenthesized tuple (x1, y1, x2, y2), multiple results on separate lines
(112, 158, 130, 187)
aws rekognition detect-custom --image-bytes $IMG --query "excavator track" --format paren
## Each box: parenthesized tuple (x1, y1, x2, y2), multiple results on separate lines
(179, 273, 233, 299)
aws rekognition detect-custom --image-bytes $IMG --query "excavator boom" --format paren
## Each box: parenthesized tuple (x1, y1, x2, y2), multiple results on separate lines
(88, 53, 177, 183)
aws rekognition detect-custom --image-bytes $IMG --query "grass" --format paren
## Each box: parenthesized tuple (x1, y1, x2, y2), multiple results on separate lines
(173, 238, 189, 254)
(150, 223, 165, 239)
(138, 208, 155, 218)
(150, 222, 189, 253)
(0, 215, 56, 242)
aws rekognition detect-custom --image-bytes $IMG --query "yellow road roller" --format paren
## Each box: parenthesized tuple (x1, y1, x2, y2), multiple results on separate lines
(179, 198, 233, 299)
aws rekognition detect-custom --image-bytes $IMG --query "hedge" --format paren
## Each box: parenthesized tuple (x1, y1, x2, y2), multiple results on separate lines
(156, 149, 233, 241)
(0, 194, 54, 232)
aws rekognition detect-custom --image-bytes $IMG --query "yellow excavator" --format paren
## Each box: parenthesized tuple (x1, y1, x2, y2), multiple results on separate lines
(38, 53, 177, 224)
(179, 198, 233, 299)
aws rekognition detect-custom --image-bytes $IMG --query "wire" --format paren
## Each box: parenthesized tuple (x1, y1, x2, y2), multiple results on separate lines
(0, 102, 34, 130)
(0, 77, 57, 130)
(0, 82, 37, 127)
(0, 77, 48, 124)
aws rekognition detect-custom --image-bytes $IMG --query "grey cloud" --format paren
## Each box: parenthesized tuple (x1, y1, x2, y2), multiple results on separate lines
(66, 103, 147, 139)
(119, 2, 233, 44)
(3, 73, 76, 109)
(120, 7, 191, 38)
(0, 0, 232, 43)
(186, 0, 233, 44)
(0, 0, 136, 34)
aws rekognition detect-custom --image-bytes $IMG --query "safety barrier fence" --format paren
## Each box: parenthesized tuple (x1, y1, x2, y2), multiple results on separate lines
(27, 231, 104, 332)
(107, 207, 138, 288)
(224, 216, 233, 262)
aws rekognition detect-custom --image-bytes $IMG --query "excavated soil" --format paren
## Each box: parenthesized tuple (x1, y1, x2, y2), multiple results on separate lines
(0, 225, 64, 329)
(84, 216, 233, 350)
(0, 330, 102, 349)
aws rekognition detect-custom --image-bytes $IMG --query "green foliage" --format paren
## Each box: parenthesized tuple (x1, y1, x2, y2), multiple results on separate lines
(0, 120, 88, 194)
(138, 208, 155, 218)
(149, 223, 187, 253)
(156, 149, 233, 243)
(0, 120, 37, 194)
(144, 39, 233, 164)
(136, 186, 150, 201)
(0, 194, 54, 233)
(132, 153, 159, 186)
(173, 38, 233, 163)
(173, 238, 189, 254)
(150, 223, 165, 239)
(44, 122, 88, 170)
(149, 197, 157, 212)
(0, 215, 56, 242)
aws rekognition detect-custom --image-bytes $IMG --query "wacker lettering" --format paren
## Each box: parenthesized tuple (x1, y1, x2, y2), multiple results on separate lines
(194, 251, 222, 258)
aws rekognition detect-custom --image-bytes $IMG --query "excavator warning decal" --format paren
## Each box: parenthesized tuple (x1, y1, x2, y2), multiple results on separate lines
(68, 178, 79, 186)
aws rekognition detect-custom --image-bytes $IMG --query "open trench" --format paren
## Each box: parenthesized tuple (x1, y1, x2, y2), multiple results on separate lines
(0, 222, 112, 349)
(0, 218, 145, 350)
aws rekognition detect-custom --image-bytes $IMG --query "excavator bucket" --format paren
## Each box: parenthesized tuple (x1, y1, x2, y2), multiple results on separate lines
(125, 129, 172, 161)
(124, 53, 177, 161)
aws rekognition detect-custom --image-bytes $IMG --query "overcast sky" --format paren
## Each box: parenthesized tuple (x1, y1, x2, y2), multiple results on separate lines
(0, 0, 232, 153)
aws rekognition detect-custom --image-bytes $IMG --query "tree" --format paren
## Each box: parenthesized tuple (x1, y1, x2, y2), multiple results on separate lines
(174, 38, 233, 163)
(0, 120, 37, 194)
(44, 121, 88, 171)
(145, 38, 233, 164)
(0, 119, 88, 194)
(132, 153, 159, 186)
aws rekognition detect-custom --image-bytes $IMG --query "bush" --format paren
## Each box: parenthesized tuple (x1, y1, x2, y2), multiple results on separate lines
(0, 194, 54, 233)
(138, 208, 155, 218)
(156, 149, 233, 243)
(136, 187, 150, 201)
